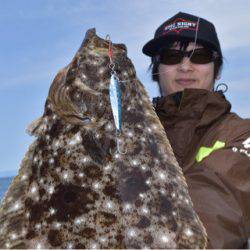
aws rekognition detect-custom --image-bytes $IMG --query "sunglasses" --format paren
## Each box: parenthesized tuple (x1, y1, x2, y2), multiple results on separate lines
(159, 48, 218, 65)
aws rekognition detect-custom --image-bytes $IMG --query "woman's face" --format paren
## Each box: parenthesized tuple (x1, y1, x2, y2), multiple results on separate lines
(158, 42, 219, 96)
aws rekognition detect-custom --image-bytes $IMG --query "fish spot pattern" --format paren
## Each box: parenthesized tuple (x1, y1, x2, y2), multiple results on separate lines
(0, 28, 207, 249)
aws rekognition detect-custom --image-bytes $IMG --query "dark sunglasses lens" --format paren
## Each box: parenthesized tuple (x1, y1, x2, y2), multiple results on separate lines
(190, 49, 213, 64)
(160, 50, 182, 65)
(160, 48, 215, 65)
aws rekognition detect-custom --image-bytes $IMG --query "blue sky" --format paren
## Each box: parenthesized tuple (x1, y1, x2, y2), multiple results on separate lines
(0, 0, 250, 177)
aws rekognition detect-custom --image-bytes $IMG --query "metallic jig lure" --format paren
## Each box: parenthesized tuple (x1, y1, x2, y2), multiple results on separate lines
(109, 73, 122, 133)
(106, 35, 125, 154)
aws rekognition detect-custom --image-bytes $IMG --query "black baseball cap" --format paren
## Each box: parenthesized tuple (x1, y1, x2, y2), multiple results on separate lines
(142, 12, 222, 57)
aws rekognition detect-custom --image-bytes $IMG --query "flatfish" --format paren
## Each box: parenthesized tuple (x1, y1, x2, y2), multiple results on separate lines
(0, 28, 207, 249)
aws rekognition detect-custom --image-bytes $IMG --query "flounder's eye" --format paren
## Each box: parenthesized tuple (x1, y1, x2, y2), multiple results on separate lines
(82, 117, 91, 124)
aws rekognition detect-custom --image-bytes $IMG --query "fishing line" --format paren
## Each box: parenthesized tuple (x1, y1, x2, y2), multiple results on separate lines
(151, 17, 201, 78)
(188, 17, 200, 60)
(106, 35, 127, 154)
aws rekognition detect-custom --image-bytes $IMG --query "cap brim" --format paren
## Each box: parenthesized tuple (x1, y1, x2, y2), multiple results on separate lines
(142, 34, 218, 57)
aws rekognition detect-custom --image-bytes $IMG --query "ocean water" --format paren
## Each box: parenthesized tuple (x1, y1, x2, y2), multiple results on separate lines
(0, 177, 14, 202)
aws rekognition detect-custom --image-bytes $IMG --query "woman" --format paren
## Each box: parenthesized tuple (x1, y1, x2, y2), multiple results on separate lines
(143, 12, 250, 248)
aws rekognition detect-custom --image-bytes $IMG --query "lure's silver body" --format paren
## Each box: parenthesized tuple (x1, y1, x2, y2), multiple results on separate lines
(109, 74, 122, 133)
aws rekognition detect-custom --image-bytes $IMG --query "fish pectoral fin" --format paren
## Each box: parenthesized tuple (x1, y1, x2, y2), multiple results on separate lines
(62, 113, 93, 126)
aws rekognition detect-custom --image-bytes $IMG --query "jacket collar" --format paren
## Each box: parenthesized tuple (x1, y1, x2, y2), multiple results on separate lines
(154, 88, 231, 129)
(154, 88, 232, 167)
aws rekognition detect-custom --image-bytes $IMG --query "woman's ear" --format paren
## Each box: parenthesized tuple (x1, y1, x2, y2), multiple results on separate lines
(215, 66, 222, 81)
(215, 73, 221, 80)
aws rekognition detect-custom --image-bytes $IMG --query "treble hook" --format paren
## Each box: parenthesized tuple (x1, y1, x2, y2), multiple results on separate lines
(115, 131, 127, 155)
(108, 139, 127, 156)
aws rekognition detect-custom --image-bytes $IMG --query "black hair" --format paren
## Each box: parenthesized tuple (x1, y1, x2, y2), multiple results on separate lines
(149, 39, 223, 96)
